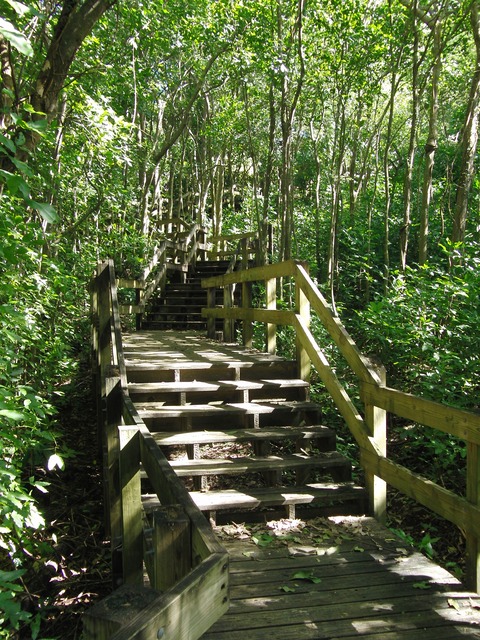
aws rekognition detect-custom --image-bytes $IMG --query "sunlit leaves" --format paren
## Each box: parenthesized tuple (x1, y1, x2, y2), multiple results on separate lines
(0, 16, 33, 56)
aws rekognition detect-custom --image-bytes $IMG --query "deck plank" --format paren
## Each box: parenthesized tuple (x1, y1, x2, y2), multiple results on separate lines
(201, 516, 480, 639)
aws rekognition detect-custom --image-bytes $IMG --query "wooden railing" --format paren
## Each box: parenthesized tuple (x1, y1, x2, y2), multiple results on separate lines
(88, 260, 228, 640)
(117, 220, 208, 327)
(208, 231, 261, 264)
(202, 258, 480, 592)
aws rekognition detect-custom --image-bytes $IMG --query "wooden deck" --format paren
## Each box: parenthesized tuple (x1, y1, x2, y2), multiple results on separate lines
(122, 332, 480, 638)
(202, 517, 480, 639)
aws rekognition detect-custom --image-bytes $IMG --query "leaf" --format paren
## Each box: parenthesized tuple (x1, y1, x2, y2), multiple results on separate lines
(0, 409, 24, 421)
(0, 17, 33, 56)
(0, 133, 16, 154)
(29, 201, 59, 224)
(291, 570, 322, 584)
(447, 598, 460, 611)
(280, 585, 296, 593)
(413, 581, 431, 590)
(252, 533, 274, 547)
(353, 546, 365, 553)
(5, 1, 31, 17)
(47, 454, 65, 471)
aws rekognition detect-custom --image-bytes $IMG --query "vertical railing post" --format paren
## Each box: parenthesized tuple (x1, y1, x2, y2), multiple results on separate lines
(295, 265, 311, 382)
(207, 287, 216, 339)
(241, 237, 248, 266)
(135, 284, 143, 330)
(363, 366, 387, 524)
(242, 281, 253, 348)
(119, 426, 143, 586)
(152, 505, 192, 591)
(466, 443, 480, 591)
(104, 376, 123, 586)
(223, 284, 234, 342)
(266, 276, 276, 355)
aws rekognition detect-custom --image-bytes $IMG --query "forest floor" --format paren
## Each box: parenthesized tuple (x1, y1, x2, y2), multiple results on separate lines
(33, 362, 467, 639)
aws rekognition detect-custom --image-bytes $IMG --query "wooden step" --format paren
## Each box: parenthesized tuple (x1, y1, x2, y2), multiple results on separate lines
(136, 400, 321, 429)
(169, 452, 351, 481)
(125, 359, 300, 383)
(127, 378, 309, 402)
(151, 425, 335, 448)
(142, 482, 366, 513)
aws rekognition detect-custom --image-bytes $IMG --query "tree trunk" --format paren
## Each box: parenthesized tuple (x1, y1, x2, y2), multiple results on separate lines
(1, 0, 116, 169)
(452, 0, 480, 245)
(400, 8, 421, 271)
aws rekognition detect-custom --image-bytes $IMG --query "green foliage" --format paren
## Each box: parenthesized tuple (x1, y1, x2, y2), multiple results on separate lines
(353, 243, 480, 410)
(0, 198, 81, 637)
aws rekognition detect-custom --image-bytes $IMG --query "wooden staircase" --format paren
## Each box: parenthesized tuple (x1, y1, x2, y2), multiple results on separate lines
(123, 331, 366, 523)
(141, 260, 233, 331)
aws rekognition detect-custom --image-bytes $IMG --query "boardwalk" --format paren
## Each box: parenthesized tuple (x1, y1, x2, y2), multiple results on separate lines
(122, 331, 480, 639)
(203, 517, 480, 639)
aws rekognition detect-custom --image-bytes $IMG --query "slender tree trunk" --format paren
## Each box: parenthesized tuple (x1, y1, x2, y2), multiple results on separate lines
(419, 11, 442, 264)
(383, 68, 397, 293)
(212, 153, 225, 237)
(278, 0, 305, 263)
(260, 81, 276, 265)
(243, 84, 262, 240)
(401, 7, 421, 271)
(452, 0, 480, 245)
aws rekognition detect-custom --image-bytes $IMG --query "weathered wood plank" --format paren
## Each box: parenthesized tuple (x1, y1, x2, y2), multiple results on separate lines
(143, 483, 364, 512)
(201, 517, 480, 639)
(201, 259, 297, 288)
(170, 452, 349, 477)
(151, 425, 333, 446)
(128, 378, 308, 396)
(112, 553, 229, 640)
(360, 382, 480, 444)
(360, 448, 480, 534)
(201, 306, 294, 325)
(294, 263, 378, 384)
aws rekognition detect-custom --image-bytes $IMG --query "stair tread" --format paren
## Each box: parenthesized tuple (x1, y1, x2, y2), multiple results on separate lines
(142, 482, 365, 512)
(128, 379, 309, 394)
(169, 452, 349, 476)
(137, 400, 319, 418)
(152, 425, 333, 446)
(126, 358, 292, 369)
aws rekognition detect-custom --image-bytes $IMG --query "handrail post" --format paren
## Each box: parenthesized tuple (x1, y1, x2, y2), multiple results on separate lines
(223, 284, 234, 342)
(241, 237, 248, 266)
(119, 427, 143, 585)
(266, 276, 276, 354)
(466, 443, 480, 591)
(242, 280, 253, 348)
(207, 287, 216, 339)
(295, 264, 311, 382)
(135, 284, 143, 330)
(104, 376, 123, 587)
(152, 505, 192, 591)
(364, 365, 387, 524)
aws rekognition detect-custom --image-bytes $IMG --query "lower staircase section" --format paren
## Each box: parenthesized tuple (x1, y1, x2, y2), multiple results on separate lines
(123, 331, 366, 523)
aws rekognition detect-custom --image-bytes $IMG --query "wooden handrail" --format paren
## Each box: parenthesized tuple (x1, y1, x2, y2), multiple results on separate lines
(201, 258, 480, 591)
(89, 260, 229, 639)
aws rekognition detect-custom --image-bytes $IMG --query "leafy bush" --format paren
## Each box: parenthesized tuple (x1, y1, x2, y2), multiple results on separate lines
(352, 243, 480, 411)
(0, 204, 81, 638)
